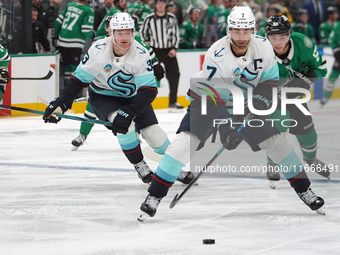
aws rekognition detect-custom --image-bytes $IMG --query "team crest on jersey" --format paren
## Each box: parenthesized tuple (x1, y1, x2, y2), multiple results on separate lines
(107, 70, 136, 96)
(214, 48, 225, 57)
(104, 64, 112, 72)
(304, 37, 313, 48)
(233, 67, 240, 78)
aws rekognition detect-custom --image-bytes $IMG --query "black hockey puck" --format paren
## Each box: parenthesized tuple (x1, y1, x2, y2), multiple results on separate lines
(203, 239, 215, 244)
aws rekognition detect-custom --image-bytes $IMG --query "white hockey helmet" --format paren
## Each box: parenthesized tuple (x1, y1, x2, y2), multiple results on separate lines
(110, 12, 135, 34)
(227, 6, 256, 35)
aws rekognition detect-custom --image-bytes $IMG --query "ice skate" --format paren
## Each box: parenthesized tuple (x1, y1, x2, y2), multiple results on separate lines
(177, 170, 195, 184)
(133, 160, 153, 184)
(266, 163, 280, 189)
(138, 194, 162, 222)
(320, 97, 329, 107)
(298, 188, 325, 215)
(303, 157, 331, 179)
(168, 103, 185, 113)
(71, 134, 87, 151)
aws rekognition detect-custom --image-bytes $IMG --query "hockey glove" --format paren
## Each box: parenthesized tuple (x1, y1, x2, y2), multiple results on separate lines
(285, 71, 316, 98)
(153, 63, 165, 81)
(52, 37, 58, 48)
(43, 97, 69, 123)
(215, 107, 242, 150)
(0, 69, 10, 84)
(112, 106, 137, 135)
(219, 123, 241, 150)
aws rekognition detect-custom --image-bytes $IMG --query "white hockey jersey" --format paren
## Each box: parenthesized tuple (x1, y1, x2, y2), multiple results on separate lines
(73, 36, 157, 98)
(191, 35, 279, 103)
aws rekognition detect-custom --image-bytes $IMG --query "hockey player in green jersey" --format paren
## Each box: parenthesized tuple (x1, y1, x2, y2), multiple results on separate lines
(179, 7, 204, 49)
(95, 0, 126, 39)
(291, 9, 315, 42)
(0, 43, 11, 110)
(318, 6, 338, 45)
(54, 0, 94, 88)
(126, 0, 152, 32)
(217, 0, 230, 37)
(71, 15, 164, 151)
(321, 17, 340, 105)
(265, 15, 330, 188)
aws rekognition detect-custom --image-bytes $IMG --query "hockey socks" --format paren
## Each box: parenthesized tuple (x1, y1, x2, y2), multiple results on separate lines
(287, 170, 311, 194)
(148, 173, 174, 198)
(79, 122, 94, 136)
(148, 154, 185, 198)
(117, 130, 143, 164)
(296, 129, 317, 161)
(79, 102, 96, 136)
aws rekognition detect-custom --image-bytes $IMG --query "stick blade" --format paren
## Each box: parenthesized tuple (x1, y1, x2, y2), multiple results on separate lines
(169, 193, 179, 209)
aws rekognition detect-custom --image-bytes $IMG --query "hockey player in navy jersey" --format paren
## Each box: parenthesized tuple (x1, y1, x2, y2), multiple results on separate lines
(43, 13, 194, 185)
(138, 6, 325, 221)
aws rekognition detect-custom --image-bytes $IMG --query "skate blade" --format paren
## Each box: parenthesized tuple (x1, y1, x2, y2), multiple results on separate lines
(137, 212, 149, 222)
(168, 109, 185, 113)
(316, 208, 326, 215)
(71, 146, 80, 151)
(269, 181, 276, 189)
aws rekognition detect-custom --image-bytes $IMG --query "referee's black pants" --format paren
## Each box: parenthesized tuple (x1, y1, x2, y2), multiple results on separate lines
(153, 48, 180, 105)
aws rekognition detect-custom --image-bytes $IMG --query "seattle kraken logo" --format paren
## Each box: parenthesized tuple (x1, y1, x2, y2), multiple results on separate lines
(107, 71, 136, 96)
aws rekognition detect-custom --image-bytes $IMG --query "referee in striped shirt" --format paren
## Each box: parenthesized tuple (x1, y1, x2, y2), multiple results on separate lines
(139, 0, 184, 110)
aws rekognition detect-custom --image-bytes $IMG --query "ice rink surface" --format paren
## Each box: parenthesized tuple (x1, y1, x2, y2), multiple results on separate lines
(1, 99, 340, 255)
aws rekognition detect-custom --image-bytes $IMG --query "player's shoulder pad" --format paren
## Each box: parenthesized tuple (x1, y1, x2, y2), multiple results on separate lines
(131, 40, 150, 60)
(181, 20, 190, 27)
(334, 20, 340, 29)
(91, 37, 110, 51)
(206, 37, 227, 59)
(133, 40, 149, 56)
(252, 36, 276, 58)
(319, 22, 326, 28)
(290, 32, 315, 50)
(144, 4, 152, 11)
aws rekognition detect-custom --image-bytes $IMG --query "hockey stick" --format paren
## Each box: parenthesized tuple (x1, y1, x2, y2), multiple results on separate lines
(0, 104, 111, 125)
(73, 96, 89, 102)
(9, 65, 55, 81)
(169, 113, 253, 209)
(37, 92, 89, 105)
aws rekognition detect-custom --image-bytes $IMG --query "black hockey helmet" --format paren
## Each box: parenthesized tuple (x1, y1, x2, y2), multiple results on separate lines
(265, 15, 291, 35)
(327, 6, 338, 15)
(298, 8, 309, 16)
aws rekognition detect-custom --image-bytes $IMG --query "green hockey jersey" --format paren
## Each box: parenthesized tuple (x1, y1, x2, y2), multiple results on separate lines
(256, 19, 267, 37)
(275, 32, 327, 86)
(0, 44, 10, 69)
(291, 22, 315, 41)
(329, 21, 340, 50)
(217, 8, 230, 37)
(0, 43, 10, 102)
(179, 20, 204, 49)
(206, 5, 221, 25)
(54, 2, 94, 49)
(127, 3, 152, 31)
(318, 21, 333, 45)
(95, 7, 121, 39)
